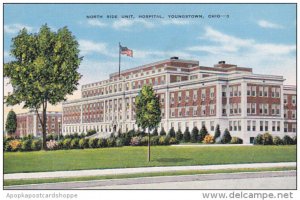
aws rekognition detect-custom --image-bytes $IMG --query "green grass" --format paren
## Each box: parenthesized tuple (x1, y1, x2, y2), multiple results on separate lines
(4, 167, 296, 186)
(4, 145, 296, 174)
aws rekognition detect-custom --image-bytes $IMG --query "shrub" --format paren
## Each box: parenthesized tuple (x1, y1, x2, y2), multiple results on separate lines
(262, 133, 273, 145)
(141, 137, 149, 146)
(150, 136, 160, 145)
(191, 127, 199, 143)
(46, 140, 59, 150)
(80, 132, 86, 138)
(254, 134, 263, 145)
(116, 138, 125, 147)
(127, 129, 136, 138)
(21, 139, 32, 151)
(175, 129, 183, 141)
(167, 127, 176, 138)
(9, 140, 22, 152)
(152, 128, 158, 136)
(159, 127, 166, 136)
(203, 134, 214, 144)
(199, 125, 208, 142)
(230, 137, 243, 144)
(98, 138, 107, 148)
(88, 138, 99, 148)
(79, 138, 89, 149)
(158, 136, 168, 145)
(31, 140, 42, 151)
(70, 138, 80, 149)
(169, 137, 178, 145)
(62, 138, 72, 149)
(293, 136, 297, 145)
(86, 129, 97, 137)
(214, 124, 221, 140)
(106, 138, 116, 147)
(282, 135, 293, 145)
(130, 136, 142, 146)
(136, 130, 146, 137)
(273, 136, 283, 145)
(221, 129, 232, 144)
(46, 134, 54, 141)
(183, 127, 191, 142)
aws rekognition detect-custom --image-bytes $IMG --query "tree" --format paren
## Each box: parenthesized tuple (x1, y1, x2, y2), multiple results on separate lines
(135, 85, 161, 162)
(183, 127, 191, 142)
(191, 126, 199, 143)
(4, 25, 82, 150)
(214, 124, 221, 140)
(167, 127, 176, 138)
(5, 110, 17, 136)
(159, 127, 166, 136)
(152, 128, 158, 136)
(199, 125, 208, 142)
(221, 129, 232, 144)
(175, 128, 183, 141)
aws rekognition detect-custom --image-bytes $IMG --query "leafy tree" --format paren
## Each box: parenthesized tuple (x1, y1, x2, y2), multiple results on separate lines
(183, 127, 191, 142)
(199, 125, 208, 142)
(135, 85, 161, 162)
(191, 126, 199, 143)
(159, 127, 166, 136)
(5, 110, 17, 136)
(4, 25, 82, 150)
(152, 128, 158, 136)
(221, 129, 232, 144)
(175, 128, 183, 141)
(214, 124, 221, 140)
(167, 127, 176, 138)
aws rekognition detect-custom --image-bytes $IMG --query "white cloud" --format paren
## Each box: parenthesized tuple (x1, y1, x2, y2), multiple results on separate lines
(258, 20, 284, 29)
(4, 23, 34, 34)
(112, 18, 155, 30)
(87, 19, 107, 27)
(79, 39, 117, 57)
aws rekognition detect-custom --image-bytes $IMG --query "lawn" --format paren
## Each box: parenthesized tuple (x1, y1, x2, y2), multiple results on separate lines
(4, 145, 296, 174)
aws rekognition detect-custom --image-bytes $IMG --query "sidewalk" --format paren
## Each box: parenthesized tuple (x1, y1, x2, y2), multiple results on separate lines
(4, 162, 296, 180)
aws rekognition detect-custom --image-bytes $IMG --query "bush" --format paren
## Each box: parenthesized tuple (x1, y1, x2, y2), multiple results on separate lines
(150, 136, 160, 145)
(159, 127, 166, 136)
(158, 136, 168, 145)
(199, 125, 208, 142)
(167, 127, 176, 138)
(31, 140, 42, 151)
(175, 129, 183, 141)
(57, 140, 64, 149)
(136, 130, 146, 137)
(282, 135, 293, 145)
(80, 132, 86, 138)
(183, 127, 191, 142)
(152, 128, 158, 136)
(21, 139, 32, 151)
(130, 136, 142, 146)
(214, 124, 221, 140)
(254, 134, 263, 145)
(70, 138, 80, 149)
(98, 138, 107, 148)
(63, 138, 72, 149)
(79, 138, 89, 149)
(86, 130, 97, 137)
(46, 134, 54, 141)
(203, 134, 214, 144)
(126, 129, 136, 138)
(88, 138, 99, 148)
(273, 136, 283, 145)
(168, 137, 178, 145)
(9, 140, 22, 152)
(230, 137, 243, 144)
(46, 140, 59, 150)
(191, 127, 199, 143)
(293, 136, 297, 145)
(262, 133, 273, 145)
(106, 138, 116, 147)
(141, 137, 149, 146)
(221, 129, 232, 144)
(116, 138, 125, 147)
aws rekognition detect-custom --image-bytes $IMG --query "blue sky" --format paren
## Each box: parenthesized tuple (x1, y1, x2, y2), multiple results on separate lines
(4, 3, 296, 95)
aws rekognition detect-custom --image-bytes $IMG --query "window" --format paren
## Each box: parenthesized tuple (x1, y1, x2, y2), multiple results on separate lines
(193, 90, 197, 101)
(284, 123, 288, 132)
(201, 105, 206, 115)
(233, 121, 237, 131)
(178, 122, 181, 130)
(251, 103, 256, 114)
(272, 121, 276, 131)
(210, 121, 214, 131)
(247, 120, 251, 131)
(247, 86, 251, 96)
(292, 111, 296, 119)
(259, 86, 263, 97)
(229, 121, 232, 131)
(178, 92, 182, 103)
(292, 96, 296, 105)
(230, 104, 233, 114)
(238, 85, 241, 96)
(251, 86, 256, 96)
(238, 121, 241, 131)
(259, 104, 263, 114)
(185, 91, 190, 103)
(265, 121, 268, 131)
(252, 121, 256, 131)
(185, 108, 189, 116)
(201, 89, 206, 99)
(171, 109, 175, 117)
(193, 107, 197, 116)
(247, 103, 251, 114)
(284, 95, 287, 104)
(260, 121, 263, 131)
(264, 87, 268, 97)
(233, 86, 238, 97)
(171, 93, 175, 104)
(264, 104, 268, 115)
(210, 104, 215, 115)
(275, 87, 280, 98)
(179, 109, 182, 117)
(210, 87, 215, 98)
(222, 105, 227, 115)
(284, 110, 287, 119)
(277, 121, 280, 132)
(271, 88, 276, 98)
(222, 86, 227, 97)
(292, 124, 296, 132)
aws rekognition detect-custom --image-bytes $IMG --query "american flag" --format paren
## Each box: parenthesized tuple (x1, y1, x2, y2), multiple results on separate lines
(120, 46, 133, 57)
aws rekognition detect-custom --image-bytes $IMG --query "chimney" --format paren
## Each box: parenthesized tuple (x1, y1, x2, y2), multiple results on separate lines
(170, 56, 179, 60)
(218, 61, 226, 64)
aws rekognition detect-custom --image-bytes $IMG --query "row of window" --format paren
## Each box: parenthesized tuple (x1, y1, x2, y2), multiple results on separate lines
(170, 105, 216, 117)
(247, 86, 280, 98)
(284, 95, 296, 105)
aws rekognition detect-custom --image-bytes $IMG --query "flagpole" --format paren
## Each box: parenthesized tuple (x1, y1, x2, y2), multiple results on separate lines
(118, 42, 121, 78)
